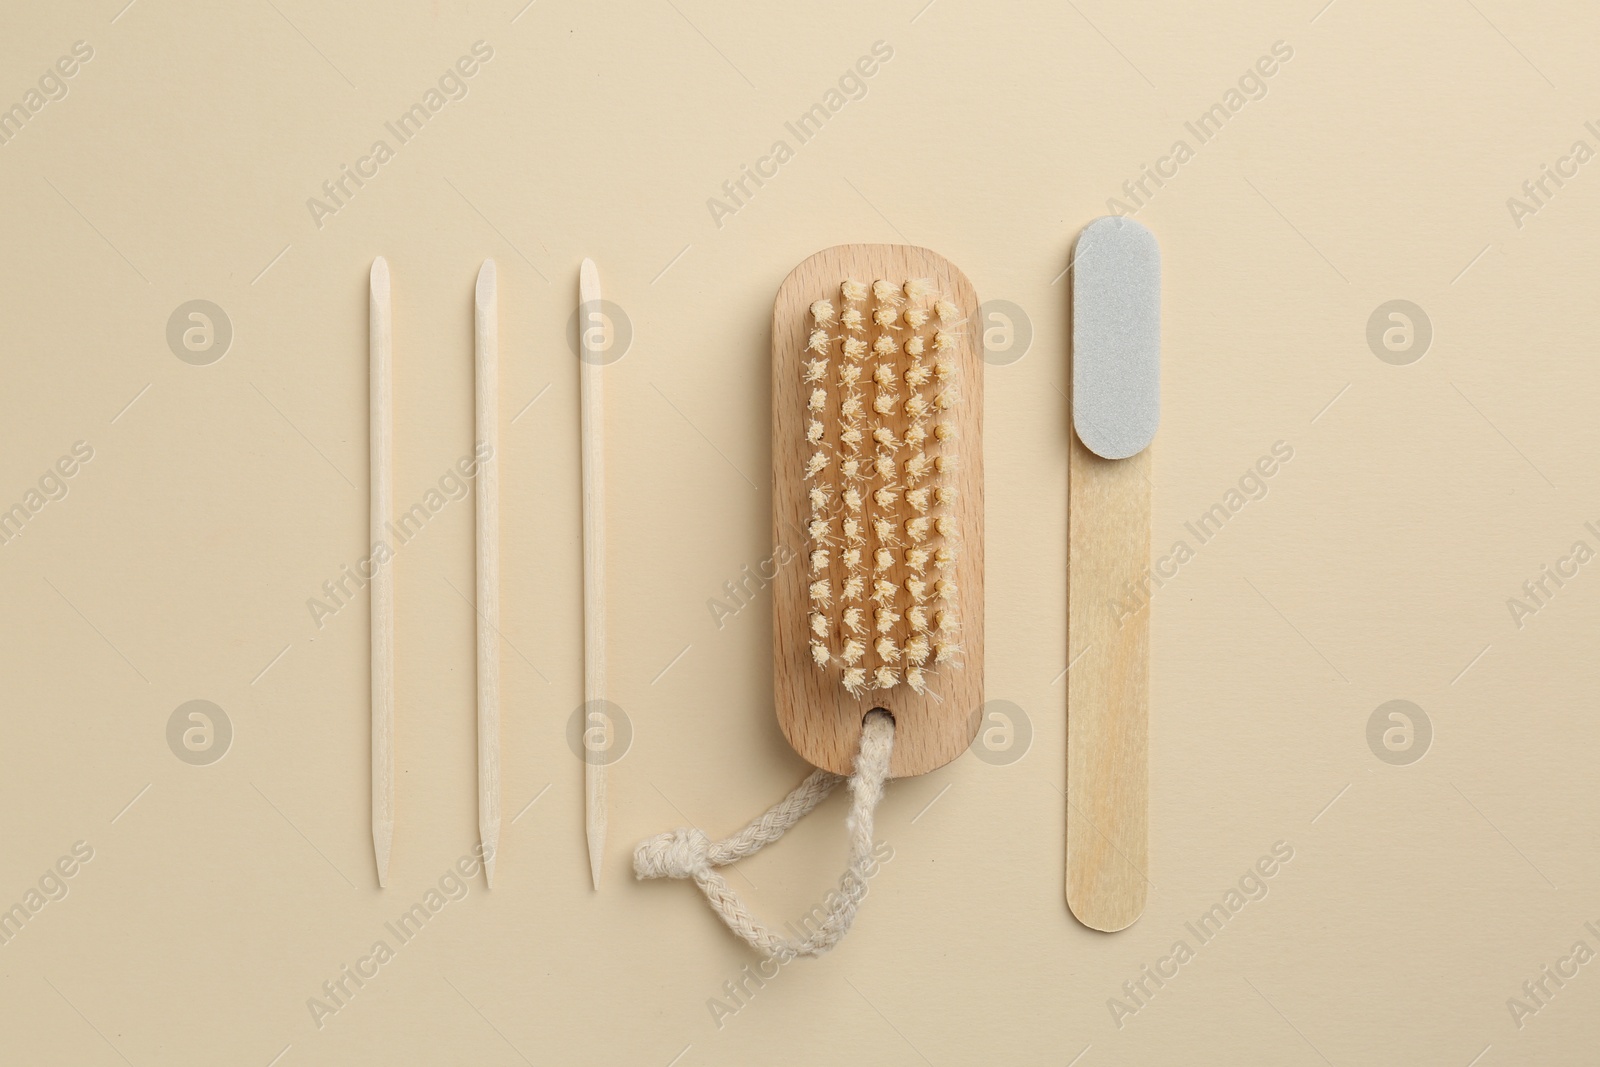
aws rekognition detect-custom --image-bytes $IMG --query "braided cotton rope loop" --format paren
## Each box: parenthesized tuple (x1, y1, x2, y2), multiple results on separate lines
(633, 711, 895, 959)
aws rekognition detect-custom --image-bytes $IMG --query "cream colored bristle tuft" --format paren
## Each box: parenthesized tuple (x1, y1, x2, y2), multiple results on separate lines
(799, 274, 963, 695)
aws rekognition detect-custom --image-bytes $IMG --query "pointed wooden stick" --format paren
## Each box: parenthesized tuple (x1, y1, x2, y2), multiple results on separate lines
(370, 256, 394, 889)
(579, 258, 606, 890)
(476, 259, 502, 888)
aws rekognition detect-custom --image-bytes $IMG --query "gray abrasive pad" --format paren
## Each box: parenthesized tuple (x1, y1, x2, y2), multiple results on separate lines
(1072, 216, 1161, 460)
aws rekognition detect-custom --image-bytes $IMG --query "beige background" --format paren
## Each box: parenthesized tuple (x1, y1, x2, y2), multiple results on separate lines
(2, 0, 1597, 1063)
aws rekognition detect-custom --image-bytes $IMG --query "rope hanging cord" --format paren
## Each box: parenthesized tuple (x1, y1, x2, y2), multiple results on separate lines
(632, 710, 896, 959)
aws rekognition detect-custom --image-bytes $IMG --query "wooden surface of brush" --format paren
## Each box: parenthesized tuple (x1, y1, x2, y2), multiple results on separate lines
(771, 244, 983, 778)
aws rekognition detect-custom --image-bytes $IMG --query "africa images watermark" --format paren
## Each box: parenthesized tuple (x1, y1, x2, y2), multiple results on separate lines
(705, 540, 799, 631)
(1505, 120, 1600, 230)
(304, 444, 491, 630)
(1105, 40, 1294, 217)
(305, 844, 492, 1030)
(1505, 522, 1600, 630)
(1110, 440, 1295, 626)
(305, 41, 495, 230)
(704, 839, 894, 1030)
(705, 40, 895, 230)
(1, 440, 95, 548)
(1505, 920, 1600, 1031)
(1107, 840, 1295, 1029)
(0, 841, 96, 949)
(0, 40, 95, 150)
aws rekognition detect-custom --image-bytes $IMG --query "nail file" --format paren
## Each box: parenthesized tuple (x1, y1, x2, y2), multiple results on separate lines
(1066, 216, 1159, 932)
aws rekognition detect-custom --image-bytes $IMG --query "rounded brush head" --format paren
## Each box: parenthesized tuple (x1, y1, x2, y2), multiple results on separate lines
(772, 245, 983, 778)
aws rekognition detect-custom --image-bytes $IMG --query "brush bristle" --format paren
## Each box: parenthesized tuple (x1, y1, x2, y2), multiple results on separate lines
(802, 277, 962, 695)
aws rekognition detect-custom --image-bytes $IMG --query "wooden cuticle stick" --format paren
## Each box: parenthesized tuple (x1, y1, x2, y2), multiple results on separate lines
(370, 257, 395, 889)
(476, 259, 502, 887)
(579, 258, 607, 890)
